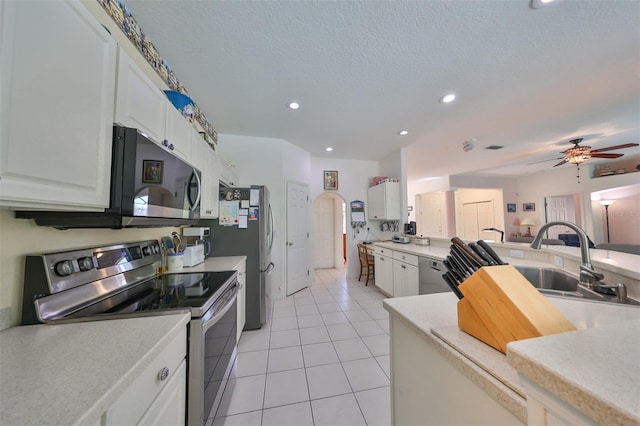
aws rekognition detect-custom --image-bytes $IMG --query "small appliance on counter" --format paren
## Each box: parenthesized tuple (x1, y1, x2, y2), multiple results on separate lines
(414, 236, 430, 246)
(182, 244, 205, 267)
(182, 226, 211, 258)
(392, 234, 411, 244)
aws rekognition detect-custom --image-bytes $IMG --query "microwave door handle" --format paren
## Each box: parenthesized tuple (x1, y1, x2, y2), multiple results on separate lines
(187, 169, 201, 211)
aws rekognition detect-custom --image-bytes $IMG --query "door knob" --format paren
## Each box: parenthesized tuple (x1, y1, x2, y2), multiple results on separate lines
(287, 242, 294, 246)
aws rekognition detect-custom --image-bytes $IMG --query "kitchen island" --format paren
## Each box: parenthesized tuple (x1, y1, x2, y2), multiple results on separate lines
(383, 293, 640, 425)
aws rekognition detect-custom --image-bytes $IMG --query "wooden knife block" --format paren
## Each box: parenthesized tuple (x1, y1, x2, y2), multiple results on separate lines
(457, 265, 576, 354)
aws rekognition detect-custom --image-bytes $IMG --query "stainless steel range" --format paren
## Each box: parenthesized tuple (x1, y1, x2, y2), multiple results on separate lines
(21, 240, 239, 425)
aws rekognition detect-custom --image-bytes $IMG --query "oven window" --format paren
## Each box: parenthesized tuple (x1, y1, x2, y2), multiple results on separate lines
(203, 296, 237, 420)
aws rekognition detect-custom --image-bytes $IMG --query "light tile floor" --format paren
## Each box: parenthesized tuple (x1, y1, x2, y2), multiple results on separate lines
(209, 267, 391, 426)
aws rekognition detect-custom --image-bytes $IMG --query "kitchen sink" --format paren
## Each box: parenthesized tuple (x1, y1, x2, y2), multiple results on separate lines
(515, 266, 640, 306)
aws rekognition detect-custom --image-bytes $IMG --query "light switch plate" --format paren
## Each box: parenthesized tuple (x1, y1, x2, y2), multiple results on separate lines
(510, 250, 525, 259)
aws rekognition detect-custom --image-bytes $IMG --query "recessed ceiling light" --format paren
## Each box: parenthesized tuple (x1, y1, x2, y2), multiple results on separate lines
(287, 101, 300, 110)
(398, 130, 408, 136)
(531, 0, 554, 9)
(439, 93, 456, 103)
(325, 147, 333, 152)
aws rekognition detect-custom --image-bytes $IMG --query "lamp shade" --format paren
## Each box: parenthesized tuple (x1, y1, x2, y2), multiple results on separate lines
(520, 218, 536, 226)
(599, 200, 616, 207)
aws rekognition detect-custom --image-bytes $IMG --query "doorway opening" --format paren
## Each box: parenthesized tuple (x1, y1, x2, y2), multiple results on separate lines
(313, 193, 347, 269)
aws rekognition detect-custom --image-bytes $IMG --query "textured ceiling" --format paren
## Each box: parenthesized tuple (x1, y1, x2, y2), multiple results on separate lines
(122, 0, 640, 182)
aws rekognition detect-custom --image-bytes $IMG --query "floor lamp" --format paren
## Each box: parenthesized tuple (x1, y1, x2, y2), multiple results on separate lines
(599, 200, 616, 243)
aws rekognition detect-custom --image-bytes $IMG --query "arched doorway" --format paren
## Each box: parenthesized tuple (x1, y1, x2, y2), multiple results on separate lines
(312, 193, 346, 269)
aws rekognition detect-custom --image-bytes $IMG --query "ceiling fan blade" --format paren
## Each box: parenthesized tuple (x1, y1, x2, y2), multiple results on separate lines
(590, 143, 639, 153)
(590, 153, 624, 159)
(553, 159, 568, 167)
(527, 157, 563, 165)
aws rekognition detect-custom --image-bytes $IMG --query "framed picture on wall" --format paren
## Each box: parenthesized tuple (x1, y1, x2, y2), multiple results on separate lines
(523, 203, 536, 212)
(324, 170, 338, 190)
(507, 203, 516, 213)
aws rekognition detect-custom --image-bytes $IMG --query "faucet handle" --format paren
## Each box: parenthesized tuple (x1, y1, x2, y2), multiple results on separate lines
(594, 283, 627, 302)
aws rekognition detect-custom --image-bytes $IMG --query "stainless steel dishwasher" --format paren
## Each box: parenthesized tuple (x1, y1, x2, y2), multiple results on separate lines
(418, 256, 450, 294)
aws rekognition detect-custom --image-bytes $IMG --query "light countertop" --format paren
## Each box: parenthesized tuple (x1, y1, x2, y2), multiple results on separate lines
(383, 293, 640, 424)
(0, 313, 190, 426)
(181, 255, 246, 273)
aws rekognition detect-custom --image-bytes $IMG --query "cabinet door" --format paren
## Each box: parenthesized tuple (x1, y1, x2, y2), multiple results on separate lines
(138, 360, 187, 426)
(367, 182, 400, 220)
(197, 138, 220, 219)
(367, 185, 385, 219)
(0, 0, 116, 210)
(375, 254, 394, 296)
(393, 260, 419, 297)
(114, 48, 166, 144)
(164, 105, 193, 161)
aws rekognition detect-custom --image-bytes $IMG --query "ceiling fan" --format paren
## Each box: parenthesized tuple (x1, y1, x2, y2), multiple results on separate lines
(529, 138, 639, 183)
(553, 138, 639, 168)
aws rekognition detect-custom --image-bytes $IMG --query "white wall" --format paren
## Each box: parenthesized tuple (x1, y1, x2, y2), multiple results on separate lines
(310, 157, 383, 279)
(516, 166, 640, 244)
(217, 134, 311, 299)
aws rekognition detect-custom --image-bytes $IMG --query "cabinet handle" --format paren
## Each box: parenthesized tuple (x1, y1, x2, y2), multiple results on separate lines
(162, 139, 169, 147)
(402, 265, 406, 269)
(168, 143, 175, 151)
(157, 367, 170, 381)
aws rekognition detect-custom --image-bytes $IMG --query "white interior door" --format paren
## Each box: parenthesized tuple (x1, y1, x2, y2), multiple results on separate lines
(287, 182, 309, 296)
(314, 197, 334, 269)
(545, 196, 573, 238)
(419, 192, 445, 237)
(462, 201, 493, 241)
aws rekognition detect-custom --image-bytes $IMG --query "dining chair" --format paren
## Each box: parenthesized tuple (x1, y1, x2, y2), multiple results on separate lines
(357, 243, 375, 286)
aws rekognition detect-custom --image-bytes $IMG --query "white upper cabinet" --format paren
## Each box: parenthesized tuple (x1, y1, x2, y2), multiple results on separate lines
(164, 105, 193, 162)
(114, 48, 166, 144)
(367, 182, 401, 220)
(0, 0, 117, 210)
(196, 137, 220, 219)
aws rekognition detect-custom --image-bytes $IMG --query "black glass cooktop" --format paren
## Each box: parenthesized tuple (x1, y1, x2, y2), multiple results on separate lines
(65, 270, 237, 319)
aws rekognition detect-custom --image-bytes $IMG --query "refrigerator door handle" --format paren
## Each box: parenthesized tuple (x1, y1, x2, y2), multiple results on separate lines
(261, 262, 275, 275)
(267, 204, 274, 253)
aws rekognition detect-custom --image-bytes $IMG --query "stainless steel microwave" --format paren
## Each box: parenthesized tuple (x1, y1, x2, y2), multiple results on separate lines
(16, 126, 201, 229)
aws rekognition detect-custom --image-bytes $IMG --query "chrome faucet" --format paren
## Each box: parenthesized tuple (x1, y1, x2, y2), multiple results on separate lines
(530, 221, 604, 287)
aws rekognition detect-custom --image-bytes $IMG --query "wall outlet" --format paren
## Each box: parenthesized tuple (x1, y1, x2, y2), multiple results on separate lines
(510, 250, 525, 259)
(553, 255, 564, 268)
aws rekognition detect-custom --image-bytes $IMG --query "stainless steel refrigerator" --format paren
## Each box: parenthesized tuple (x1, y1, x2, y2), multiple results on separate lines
(198, 185, 274, 330)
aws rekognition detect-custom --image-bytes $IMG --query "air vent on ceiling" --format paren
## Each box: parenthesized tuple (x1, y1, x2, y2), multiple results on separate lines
(485, 145, 504, 150)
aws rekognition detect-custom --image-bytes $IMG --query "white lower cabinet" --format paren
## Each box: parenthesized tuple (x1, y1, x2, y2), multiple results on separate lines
(0, 0, 116, 210)
(374, 247, 394, 296)
(237, 260, 247, 342)
(104, 327, 187, 425)
(375, 247, 419, 297)
(392, 251, 419, 297)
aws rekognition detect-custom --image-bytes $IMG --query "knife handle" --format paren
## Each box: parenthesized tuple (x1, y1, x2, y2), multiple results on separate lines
(469, 242, 497, 266)
(477, 240, 507, 265)
(451, 237, 487, 267)
(450, 245, 477, 275)
(442, 272, 464, 300)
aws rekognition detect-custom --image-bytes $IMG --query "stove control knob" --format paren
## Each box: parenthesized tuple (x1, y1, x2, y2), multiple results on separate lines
(77, 257, 94, 271)
(143, 246, 152, 256)
(54, 260, 74, 277)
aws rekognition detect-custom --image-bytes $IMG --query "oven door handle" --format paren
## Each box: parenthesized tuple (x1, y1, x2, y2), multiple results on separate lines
(201, 283, 239, 333)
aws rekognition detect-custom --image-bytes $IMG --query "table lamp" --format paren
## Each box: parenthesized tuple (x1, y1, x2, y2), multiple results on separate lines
(520, 218, 535, 237)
